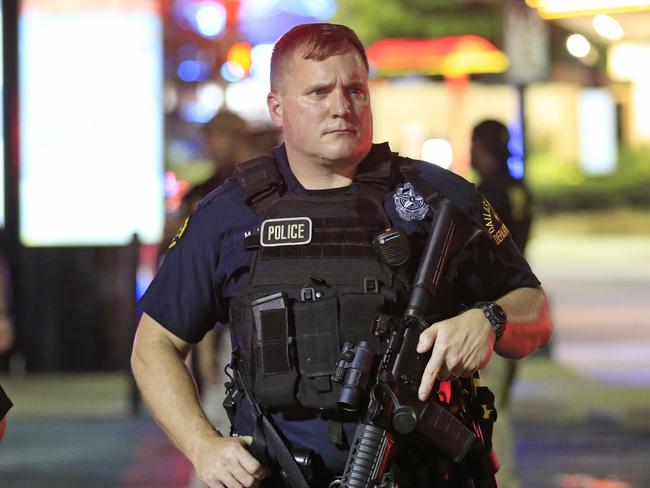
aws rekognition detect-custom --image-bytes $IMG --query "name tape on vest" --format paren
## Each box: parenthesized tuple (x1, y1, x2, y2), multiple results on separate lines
(260, 217, 312, 247)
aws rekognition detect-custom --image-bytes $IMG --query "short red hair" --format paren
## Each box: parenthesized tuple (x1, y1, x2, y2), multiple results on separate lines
(270, 23, 368, 92)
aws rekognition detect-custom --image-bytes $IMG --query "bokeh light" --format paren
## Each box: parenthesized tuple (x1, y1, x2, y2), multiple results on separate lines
(566, 33, 592, 58)
(421, 138, 453, 169)
(194, 1, 227, 38)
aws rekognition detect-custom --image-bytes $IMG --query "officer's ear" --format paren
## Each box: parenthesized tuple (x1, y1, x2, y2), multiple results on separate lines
(267, 92, 283, 130)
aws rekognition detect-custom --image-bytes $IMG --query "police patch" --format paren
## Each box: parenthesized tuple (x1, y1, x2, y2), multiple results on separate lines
(481, 198, 510, 246)
(168, 216, 190, 250)
(393, 182, 429, 221)
(260, 217, 312, 247)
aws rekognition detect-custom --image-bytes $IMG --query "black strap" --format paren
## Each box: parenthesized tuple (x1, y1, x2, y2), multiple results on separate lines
(234, 362, 310, 488)
(233, 156, 283, 217)
(355, 150, 393, 190)
(355, 150, 396, 213)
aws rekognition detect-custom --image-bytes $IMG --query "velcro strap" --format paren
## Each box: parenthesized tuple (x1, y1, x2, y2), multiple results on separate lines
(259, 309, 291, 375)
(233, 156, 282, 208)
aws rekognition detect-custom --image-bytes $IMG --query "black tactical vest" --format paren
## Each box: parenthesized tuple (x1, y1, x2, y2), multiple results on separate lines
(230, 154, 408, 411)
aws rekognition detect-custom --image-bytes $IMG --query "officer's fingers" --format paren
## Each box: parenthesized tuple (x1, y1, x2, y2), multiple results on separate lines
(417, 324, 439, 353)
(221, 473, 245, 488)
(231, 463, 257, 488)
(418, 345, 445, 401)
(238, 450, 269, 480)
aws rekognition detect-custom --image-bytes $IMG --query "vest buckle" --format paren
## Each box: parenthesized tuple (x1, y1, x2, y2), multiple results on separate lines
(363, 276, 379, 293)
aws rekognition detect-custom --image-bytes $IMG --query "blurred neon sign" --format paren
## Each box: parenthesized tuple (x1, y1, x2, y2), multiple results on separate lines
(367, 36, 509, 78)
(525, 0, 650, 18)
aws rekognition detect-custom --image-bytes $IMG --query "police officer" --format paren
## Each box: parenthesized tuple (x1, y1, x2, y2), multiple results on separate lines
(131, 23, 552, 488)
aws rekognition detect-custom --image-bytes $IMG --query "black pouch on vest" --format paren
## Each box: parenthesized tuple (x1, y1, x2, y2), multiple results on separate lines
(339, 293, 384, 349)
(294, 297, 341, 409)
(251, 293, 299, 407)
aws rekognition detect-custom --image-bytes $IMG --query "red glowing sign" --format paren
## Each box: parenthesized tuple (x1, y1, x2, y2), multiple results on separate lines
(367, 35, 509, 77)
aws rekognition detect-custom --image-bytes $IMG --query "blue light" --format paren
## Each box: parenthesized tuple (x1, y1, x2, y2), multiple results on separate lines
(302, 0, 337, 19)
(179, 102, 220, 124)
(250, 43, 273, 83)
(507, 122, 525, 180)
(177, 60, 209, 82)
(277, 0, 337, 20)
(507, 156, 524, 180)
(195, 2, 227, 38)
(220, 61, 245, 83)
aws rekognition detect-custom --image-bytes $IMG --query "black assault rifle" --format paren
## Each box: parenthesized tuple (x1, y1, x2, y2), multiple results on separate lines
(332, 196, 499, 488)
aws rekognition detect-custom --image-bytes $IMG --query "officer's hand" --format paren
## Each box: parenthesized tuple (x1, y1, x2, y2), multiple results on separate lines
(416, 308, 495, 401)
(194, 434, 270, 488)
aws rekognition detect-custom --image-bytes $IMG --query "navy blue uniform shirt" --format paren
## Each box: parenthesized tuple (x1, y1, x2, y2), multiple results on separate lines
(140, 142, 540, 477)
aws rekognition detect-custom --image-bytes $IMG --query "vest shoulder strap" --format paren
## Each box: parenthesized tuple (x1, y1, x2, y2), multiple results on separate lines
(234, 153, 440, 217)
(233, 156, 283, 217)
(354, 150, 399, 211)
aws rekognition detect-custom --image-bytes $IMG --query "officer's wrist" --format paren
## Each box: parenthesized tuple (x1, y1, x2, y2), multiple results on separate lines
(474, 301, 507, 343)
(189, 422, 223, 458)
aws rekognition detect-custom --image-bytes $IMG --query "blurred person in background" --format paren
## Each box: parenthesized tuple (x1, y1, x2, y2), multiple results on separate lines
(182, 110, 252, 214)
(471, 119, 535, 488)
(132, 23, 551, 488)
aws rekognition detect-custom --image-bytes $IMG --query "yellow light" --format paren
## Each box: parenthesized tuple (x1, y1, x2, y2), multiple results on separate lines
(441, 50, 509, 78)
(227, 42, 252, 74)
(531, 0, 650, 19)
(566, 34, 592, 58)
(592, 13, 624, 40)
(609, 43, 650, 81)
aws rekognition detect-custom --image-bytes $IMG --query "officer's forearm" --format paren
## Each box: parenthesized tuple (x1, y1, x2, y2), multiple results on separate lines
(493, 286, 552, 359)
(131, 314, 220, 462)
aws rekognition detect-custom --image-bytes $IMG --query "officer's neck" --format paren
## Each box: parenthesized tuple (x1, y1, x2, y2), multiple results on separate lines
(286, 154, 360, 190)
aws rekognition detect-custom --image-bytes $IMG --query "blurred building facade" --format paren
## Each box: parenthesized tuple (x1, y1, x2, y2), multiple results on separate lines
(3, 0, 650, 372)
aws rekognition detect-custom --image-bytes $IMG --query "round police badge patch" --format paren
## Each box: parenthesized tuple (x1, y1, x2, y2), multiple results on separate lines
(393, 182, 429, 221)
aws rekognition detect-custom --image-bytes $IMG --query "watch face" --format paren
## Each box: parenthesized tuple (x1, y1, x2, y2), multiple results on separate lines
(492, 304, 507, 324)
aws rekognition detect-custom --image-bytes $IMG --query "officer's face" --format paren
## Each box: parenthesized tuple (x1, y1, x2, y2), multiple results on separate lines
(267, 47, 373, 170)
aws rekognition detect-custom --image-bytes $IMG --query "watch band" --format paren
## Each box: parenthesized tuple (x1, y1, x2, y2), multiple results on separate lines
(475, 301, 506, 340)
